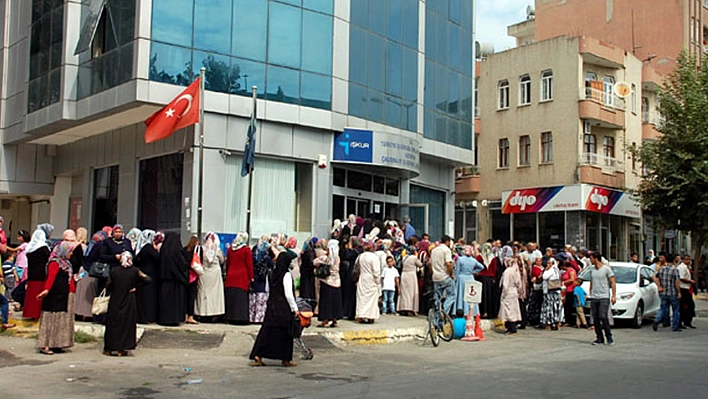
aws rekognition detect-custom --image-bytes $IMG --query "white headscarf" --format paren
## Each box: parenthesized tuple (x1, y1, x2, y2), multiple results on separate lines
(135, 229, 156, 255)
(26, 227, 50, 253)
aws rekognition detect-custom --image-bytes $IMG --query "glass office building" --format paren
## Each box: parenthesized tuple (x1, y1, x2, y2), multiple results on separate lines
(0, 0, 475, 242)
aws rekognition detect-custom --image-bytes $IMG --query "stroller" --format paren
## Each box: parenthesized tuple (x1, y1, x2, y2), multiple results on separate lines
(294, 298, 316, 360)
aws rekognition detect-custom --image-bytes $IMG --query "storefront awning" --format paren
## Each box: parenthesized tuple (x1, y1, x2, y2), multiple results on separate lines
(501, 184, 641, 218)
(331, 128, 420, 179)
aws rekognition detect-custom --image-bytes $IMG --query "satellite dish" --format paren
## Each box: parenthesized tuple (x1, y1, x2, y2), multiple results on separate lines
(614, 81, 632, 98)
(481, 199, 488, 207)
(471, 200, 478, 208)
(526, 5, 535, 18)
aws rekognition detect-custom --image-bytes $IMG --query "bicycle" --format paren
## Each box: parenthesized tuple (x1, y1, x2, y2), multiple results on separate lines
(426, 288, 454, 347)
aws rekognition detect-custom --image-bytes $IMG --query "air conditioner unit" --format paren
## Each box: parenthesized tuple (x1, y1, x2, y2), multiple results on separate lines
(583, 120, 592, 134)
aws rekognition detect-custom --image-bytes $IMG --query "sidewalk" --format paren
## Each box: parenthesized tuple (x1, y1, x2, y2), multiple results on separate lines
(6, 311, 498, 346)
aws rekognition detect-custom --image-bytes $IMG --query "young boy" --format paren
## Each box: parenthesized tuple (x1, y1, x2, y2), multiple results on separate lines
(2, 253, 18, 302)
(381, 256, 401, 315)
(574, 280, 588, 329)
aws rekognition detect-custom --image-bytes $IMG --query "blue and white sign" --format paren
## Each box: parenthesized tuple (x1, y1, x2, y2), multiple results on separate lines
(333, 128, 373, 163)
(333, 128, 420, 177)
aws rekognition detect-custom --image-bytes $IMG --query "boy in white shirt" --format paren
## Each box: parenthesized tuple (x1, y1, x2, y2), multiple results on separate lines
(381, 256, 401, 315)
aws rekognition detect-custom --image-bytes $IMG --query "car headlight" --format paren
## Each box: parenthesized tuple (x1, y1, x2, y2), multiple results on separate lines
(618, 292, 635, 301)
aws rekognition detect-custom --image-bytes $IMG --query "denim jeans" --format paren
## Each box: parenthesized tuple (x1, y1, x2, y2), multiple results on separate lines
(591, 298, 612, 343)
(382, 290, 396, 313)
(655, 294, 681, 330)
(0, 293, 8, 324)
(434, 277, 456, 315)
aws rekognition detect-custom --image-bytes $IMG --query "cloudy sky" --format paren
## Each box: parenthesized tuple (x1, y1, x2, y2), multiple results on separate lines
(476, 0, 534, 51)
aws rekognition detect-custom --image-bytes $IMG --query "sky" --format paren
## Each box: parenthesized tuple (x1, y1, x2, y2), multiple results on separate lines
(476, 0, 534, 52)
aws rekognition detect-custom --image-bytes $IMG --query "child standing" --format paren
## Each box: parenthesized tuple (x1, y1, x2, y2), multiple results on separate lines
(573, 280, 588, 329)
(2, 253, 18, 302)
(381, 256, 400, 315)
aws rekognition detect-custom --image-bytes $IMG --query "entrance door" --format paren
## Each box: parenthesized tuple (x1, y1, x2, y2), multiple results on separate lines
(400, 203, 429, 238)
(346, 198, 370, 219)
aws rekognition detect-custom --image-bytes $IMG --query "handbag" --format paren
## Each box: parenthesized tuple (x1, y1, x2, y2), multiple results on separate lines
(91, 289, 110, 315)
(547, 269, 562, 290)
(89, 261, 110, 279)
(287, 315, 303, 338)
(189, 246, 204, 283)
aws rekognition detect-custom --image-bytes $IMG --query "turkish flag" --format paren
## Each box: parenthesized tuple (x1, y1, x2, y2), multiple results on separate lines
(144, 77, 200, 143)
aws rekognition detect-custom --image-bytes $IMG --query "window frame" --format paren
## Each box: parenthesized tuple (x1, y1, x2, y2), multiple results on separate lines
(498, 80, 510, 110)
(541, 70, 553, 102)
(603, 136, 615, 159)
(603, 76, 615, 107)
(519, 74, 531, 106)
(498, 138, 510, 168)
(584, 133, 596, 155)
(541, 132, 553, 163)
(518, 135, 531, 166)
(631, 83, 637, 114)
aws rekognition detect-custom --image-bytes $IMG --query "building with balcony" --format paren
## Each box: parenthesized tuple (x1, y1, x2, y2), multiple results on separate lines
(0, 0, 475, 242)
(472, 34, 646, 260)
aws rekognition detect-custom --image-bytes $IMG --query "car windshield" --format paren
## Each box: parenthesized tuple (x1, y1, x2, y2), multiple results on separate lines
(611, 266, 637, 284)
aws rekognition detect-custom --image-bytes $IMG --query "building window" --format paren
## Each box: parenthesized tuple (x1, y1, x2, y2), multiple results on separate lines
(499, 138, 510, 168)
(28, 1, 64, 113)
(498, 80, 509, 109)
(541, 132, 553, 163)
(519, 74, 531, 105)
(584, 133, 596, 156)
(541, 70, 553, 101)
(603, 136, 615, 159)
(138, 153, 184, 232)
(603, 76, 615, 107)
(519, 135, 531, 166)
(474, 77, 479, 117)
(631, 83, 637, 113)
(92, 165, 119, 233)
(641, 97, 649, 122)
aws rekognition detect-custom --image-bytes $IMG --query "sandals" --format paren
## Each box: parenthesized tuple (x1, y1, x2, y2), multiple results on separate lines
(38, 348, 54, 355)
(250, 357, 265, 367)
(281, 361, 297, 367)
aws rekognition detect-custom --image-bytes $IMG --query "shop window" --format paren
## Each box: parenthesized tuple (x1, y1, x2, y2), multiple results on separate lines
(499, 138, 509, 168)
(92, 165, 119, 233)
(513, 213, 536, 243)
(541, 132, 553, 163)
(138, 153, 183, 232)
(490, 208, 511, 242)
(539, 211, 565, 249)
(519, 135, 530, 166)
(519, 74, 531, 106)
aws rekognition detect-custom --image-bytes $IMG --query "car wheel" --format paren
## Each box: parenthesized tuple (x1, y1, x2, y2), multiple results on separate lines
(632, 301, 644, 329)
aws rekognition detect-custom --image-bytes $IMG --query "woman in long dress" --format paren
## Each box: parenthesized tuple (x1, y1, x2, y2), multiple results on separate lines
(541, 256, 564, 330)
(249, 251, 299, 367)
(398, 245, 422, 316)
(135, 230, 161, 324)
(157, 232, 188, 326)
(338, 237, 359, 320)
(355, 241, 381, 323)
(454, 245, 485, 317)
(249, 238, 273, 323)
(316, 239, 342, 327)
(499, 256, 523, 335)
(298, 238, 317, 301)
(24, 223, 54, 320)
(225, 232, 253, 324)
(36, 241, 76, 355)
(476, 243, 499, 319)
(195, 232, 225, 320)
(104, 252, 140, 356)
(73, 228, 96, 321)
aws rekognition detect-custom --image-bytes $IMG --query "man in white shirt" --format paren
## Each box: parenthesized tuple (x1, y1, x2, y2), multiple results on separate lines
(431, 235, 455, 315)
(677, 256, 696, 329)
(523, 242, 542, 270)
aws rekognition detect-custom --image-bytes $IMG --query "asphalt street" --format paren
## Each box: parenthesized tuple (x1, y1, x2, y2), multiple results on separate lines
(1, 313, 706, 399)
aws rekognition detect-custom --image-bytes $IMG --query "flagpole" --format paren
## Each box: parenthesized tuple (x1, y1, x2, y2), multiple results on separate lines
(197, 67, 206, 240)
(245, 85, 257, 240)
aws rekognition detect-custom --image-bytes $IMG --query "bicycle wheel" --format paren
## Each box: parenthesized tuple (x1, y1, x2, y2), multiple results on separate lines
(439, 312, 454, 342)
(427, 308, 440, 347)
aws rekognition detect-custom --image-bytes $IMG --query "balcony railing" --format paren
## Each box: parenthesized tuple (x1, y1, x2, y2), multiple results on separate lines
(579, 152, 623, 173)
(641, 111, 663, 125)
(583, 87, 626, 111)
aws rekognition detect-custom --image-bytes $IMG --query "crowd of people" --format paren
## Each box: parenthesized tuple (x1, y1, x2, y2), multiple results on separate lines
(0, 214, 702, 363)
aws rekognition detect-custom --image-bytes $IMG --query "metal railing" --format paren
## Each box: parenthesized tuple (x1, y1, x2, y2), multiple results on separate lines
(583, 87, 626, 111)
(641, 111, 663, 125)
(579, 152, 623, 173)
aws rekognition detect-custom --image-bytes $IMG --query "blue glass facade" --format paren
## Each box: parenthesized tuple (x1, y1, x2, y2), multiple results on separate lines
(28, 0, 64, 113)
(423, 1, 474, 149)
(348, 0, 419, 132)
(150, 0, 333, 109)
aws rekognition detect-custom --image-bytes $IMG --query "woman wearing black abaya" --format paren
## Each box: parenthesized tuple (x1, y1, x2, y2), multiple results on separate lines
(249, 251, 299, 367)
(339, 237, 359, 320)
(298, 238, 316, 300)
(135, 230, 161, 324)
(103, 252, 141, 356)
(157, 232, 188, 326)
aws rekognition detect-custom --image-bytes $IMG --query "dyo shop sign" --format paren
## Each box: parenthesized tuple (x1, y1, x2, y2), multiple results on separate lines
(502, 185, 640, 217)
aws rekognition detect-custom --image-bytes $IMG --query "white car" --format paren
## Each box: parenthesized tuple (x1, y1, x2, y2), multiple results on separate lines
(578, 262, 660, 328)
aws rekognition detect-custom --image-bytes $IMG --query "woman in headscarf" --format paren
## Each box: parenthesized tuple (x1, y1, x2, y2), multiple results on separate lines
(23, 223, 54, 320)
(126, 228, 141, 252)
(398, 245, 423, 316)
(36, 241, 76, 355)
(454, 245, 485, 317)
(76, 231, 107, 321)
(183, 235, 200, 324)
(338, 236, 359, 320)
(316, 239, 342, 327)
(249, 250, 299, 367)
(195, 232, 225, 321)
(62, 229, 84, 275)
(355, 240, 381, 324)
(476, 242, 499, 319)
(249, 237, 273, 324)
(224, 232, 253, 324)
(541, 256, 564, 331)
(157, 232, 188, 326)
(99, 224, 134, 268)
(499, 254, 523, 335)
(298, 237, 317, 300)
(104, 251, 141, 356)
(134, 229, 161, 324)
(74, 228, 97, 321)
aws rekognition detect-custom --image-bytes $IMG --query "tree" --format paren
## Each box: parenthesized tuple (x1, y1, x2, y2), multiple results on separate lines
(633, 51, 708, 277)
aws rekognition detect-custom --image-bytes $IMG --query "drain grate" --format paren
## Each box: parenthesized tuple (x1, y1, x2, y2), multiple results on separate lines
(138, 330, 224, 350)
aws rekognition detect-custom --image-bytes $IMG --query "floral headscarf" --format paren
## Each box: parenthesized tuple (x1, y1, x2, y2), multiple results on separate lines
(231, 232, 249, 251)
(285, 236, 297, 250)
(255, 240, 270, 263)
(120, 251, 133, 268)
(501, 245, 514, 264)
(39, 223, 55, 239)
(49, 241, 77, 279)
(481, 243, 494, 267)
(203, 232, 221, 263)
(302, 237, 318, 252)
(126, 228, 141, 250)
(136, 229, 156, 255)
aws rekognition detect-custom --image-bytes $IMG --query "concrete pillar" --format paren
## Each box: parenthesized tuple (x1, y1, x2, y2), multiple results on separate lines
(50, 176, 72, 232)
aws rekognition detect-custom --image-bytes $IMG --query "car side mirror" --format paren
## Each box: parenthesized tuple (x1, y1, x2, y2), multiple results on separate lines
(639, 277, 649, 287)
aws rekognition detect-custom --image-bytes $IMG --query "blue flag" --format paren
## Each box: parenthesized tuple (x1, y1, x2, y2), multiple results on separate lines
(241, 112, 256, 177)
